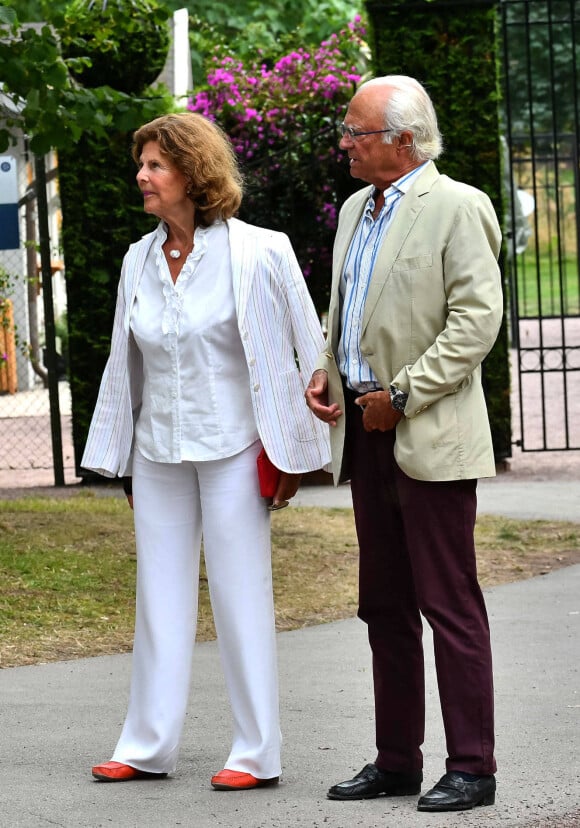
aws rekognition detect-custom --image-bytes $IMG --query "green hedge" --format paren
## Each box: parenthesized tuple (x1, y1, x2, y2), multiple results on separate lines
(59, 132, 156, 474)
(365, 0, 511, 461)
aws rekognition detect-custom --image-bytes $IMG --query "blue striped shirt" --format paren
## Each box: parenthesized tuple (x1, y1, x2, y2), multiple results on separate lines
(338, 163, 427, 392)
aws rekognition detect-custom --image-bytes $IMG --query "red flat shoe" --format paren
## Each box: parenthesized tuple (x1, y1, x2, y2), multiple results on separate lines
(92, 761, 168, 782)
(211, 768, 279, 791)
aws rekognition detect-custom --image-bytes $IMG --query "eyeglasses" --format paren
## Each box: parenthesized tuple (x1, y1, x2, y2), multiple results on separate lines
(339, 123, 393, 141)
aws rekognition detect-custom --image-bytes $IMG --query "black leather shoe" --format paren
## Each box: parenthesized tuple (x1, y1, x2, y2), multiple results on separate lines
(327, 763, 422, 800)
(417, 771, 496, 812)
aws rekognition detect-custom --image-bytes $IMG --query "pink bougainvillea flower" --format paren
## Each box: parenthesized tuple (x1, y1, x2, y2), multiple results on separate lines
(187, 17, 367, 310)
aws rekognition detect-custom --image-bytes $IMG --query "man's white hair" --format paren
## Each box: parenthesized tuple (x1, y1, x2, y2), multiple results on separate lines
(360, 75, 444, 162)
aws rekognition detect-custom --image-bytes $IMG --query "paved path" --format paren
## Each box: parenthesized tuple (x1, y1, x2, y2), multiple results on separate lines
(293, 477, 580, 524)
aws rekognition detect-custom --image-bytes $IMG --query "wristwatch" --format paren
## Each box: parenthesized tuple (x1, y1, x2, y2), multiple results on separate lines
(389, 384, 408, 413)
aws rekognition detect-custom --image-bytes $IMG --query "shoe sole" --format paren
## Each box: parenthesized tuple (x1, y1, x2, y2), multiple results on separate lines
(328, 785, 422, 801)
(92, 771, 168, 782)
(417, 792, 496, 812)
(212, 778, 279, 791)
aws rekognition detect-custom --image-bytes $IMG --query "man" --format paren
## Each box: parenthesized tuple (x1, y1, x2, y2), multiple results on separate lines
(305, 75, 503, 813)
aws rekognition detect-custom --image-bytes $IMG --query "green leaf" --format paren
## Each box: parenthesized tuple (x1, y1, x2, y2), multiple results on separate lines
(0, 130, 11, 152)
(0, 6, 17, 25)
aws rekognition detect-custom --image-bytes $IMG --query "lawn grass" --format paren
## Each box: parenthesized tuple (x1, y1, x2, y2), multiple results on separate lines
(516, 251, 580, 317)
(1, 491, 579, 668)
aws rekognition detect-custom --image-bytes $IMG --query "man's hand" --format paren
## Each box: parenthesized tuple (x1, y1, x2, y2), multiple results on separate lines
(122, 478, 134, 510)
(305, 369, 343, 426)
(355, 390, 402, 432)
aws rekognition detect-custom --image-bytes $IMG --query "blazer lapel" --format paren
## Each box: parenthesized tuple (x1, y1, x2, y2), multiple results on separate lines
(362, 163, 440, 330)
(329, 187, 370, 347)
(123, 229, 157, 333)
(228, 217, 256, 326)
(332, 187, 371, 284)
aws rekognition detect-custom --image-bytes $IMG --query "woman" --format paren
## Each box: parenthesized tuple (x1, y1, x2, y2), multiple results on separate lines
(82, 112, 330, 790)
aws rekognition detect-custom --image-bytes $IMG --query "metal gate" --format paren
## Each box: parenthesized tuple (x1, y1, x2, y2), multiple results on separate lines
(501, 0, 580, 451)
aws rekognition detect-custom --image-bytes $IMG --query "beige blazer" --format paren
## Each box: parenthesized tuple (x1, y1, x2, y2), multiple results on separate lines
(82, 218, 330, 479)
(317, 162, 503, 483)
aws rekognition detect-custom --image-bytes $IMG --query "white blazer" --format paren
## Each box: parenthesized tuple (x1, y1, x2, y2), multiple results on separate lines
(81, 218, 331, 478)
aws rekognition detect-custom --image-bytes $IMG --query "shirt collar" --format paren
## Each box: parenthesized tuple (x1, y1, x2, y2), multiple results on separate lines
(368, 160, 430, 211)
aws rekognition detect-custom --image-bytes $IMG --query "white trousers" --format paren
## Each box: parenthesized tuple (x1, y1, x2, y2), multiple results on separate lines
(111, 442, 281, 778)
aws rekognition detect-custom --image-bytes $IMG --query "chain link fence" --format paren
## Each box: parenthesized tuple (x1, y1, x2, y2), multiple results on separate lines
(0, 139, 78, 488)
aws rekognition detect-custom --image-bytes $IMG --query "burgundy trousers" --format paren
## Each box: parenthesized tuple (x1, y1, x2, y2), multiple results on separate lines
(344, 389, 496, 776)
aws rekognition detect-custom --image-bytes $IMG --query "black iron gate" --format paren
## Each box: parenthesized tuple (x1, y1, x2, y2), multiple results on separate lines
(501, 0, 580, 451)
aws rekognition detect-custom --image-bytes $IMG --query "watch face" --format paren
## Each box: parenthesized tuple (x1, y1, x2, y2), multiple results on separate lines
(389, 387, 408, 412)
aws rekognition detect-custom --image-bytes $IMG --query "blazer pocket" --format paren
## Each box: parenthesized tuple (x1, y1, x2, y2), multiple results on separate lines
(391, 253, 433, 273)
(284, 370, 318, 442)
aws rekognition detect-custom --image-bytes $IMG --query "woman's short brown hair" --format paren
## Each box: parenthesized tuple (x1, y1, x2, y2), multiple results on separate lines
(132, 112, 243, 227)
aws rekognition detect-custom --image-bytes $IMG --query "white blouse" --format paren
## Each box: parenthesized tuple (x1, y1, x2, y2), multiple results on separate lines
(130, 221, 259, 463)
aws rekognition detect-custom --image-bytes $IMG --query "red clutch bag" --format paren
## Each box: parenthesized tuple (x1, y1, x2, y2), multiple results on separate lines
(257, 448, 280, 498)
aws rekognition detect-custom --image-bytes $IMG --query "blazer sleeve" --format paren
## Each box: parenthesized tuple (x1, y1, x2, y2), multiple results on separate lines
(279, 238, 328, 379)
(392, 190, 503, 416)
(80, 261, 134, 477)
(241, 227, 331, 472)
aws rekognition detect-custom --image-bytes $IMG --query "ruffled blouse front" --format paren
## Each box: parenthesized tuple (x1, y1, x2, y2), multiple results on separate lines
(129, 221, 258, 462)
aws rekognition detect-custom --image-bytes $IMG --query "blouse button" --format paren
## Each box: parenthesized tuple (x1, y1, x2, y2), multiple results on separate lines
(253, 383, 260, 392)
